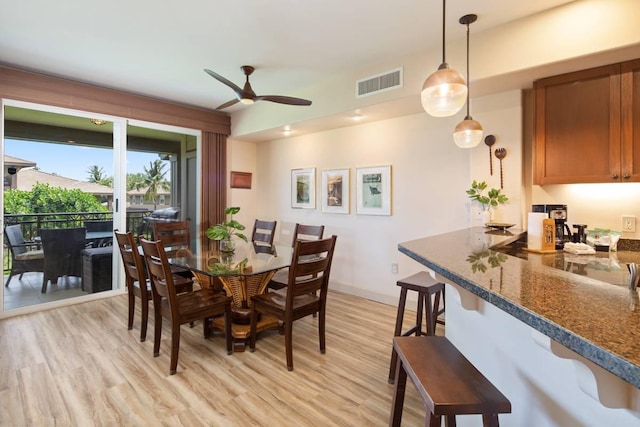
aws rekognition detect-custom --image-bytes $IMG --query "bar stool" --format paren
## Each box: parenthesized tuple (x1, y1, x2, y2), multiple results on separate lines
(388, 271, 445, 383)
(389, 336, 511, 427)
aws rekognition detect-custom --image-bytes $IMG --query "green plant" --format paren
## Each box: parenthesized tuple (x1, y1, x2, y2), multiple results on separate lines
(205, 206, 248, 242)
(466, 180, 508, 210)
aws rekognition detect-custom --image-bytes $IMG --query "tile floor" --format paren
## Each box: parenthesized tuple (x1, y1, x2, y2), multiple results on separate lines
(2, 272, 87, 310)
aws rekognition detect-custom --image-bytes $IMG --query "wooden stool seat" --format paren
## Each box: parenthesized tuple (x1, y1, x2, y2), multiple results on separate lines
(388, 271, 445, 383)
(390, 336, 511, 427)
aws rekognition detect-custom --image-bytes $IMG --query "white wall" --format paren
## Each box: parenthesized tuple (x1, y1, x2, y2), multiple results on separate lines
(229, 90, 524, 304)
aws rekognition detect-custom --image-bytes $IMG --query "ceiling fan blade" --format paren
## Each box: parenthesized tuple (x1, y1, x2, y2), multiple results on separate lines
(216, 99, 240, 110)
(204, 69, 243, 97)
(256, 95, 312, 106)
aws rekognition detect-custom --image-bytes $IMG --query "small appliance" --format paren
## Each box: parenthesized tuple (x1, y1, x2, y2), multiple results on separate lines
(532, 204, 571, 249)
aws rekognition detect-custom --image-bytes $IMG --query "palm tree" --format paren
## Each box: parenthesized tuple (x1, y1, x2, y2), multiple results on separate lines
(87, 165, 106, 183)
(142, 159, 170, 209)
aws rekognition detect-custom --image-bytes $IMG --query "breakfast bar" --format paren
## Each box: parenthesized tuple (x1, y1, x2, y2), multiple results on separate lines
(399, 227, 640, 426)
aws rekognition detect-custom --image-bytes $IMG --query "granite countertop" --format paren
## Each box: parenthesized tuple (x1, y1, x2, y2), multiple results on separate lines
(398, 227, 640, 389)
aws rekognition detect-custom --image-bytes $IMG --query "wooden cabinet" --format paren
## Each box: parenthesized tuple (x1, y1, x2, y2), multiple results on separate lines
(534, 60, 640, 184)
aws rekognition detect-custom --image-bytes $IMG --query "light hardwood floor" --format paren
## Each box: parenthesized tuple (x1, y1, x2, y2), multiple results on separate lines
(0, 290, 438, 426)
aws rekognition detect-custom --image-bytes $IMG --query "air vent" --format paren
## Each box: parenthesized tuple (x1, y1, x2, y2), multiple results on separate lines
(356, 67, 403, 98)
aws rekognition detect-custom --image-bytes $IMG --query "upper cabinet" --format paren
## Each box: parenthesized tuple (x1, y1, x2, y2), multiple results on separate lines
(534, 59, 640, 184)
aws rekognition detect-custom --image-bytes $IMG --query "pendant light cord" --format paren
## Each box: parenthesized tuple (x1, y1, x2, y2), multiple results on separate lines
(441, 0, 446, 64)
(465, 20, 470, 118)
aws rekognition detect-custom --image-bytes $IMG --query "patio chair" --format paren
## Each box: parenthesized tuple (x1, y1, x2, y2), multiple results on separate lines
(4, 224, 45, 287)
(40, 227, 87, 293)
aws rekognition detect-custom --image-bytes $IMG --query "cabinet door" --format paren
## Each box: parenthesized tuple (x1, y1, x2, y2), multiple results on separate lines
(534, 64, 621, 184)
(621, 59, 640, 181)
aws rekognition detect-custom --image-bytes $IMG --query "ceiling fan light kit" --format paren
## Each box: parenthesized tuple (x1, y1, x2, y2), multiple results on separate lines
(453, 13, 483, 149)
(421, 0, 467, 117)
(204, 65, 312, 110)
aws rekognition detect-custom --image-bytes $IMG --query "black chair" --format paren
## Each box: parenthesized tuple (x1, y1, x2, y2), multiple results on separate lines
(40, 227, 87, 293)
(85, 220, 113, 247)
(250, 235, 337, 371)
(251, 220, 277, 246)
(4, 225, 44, 287)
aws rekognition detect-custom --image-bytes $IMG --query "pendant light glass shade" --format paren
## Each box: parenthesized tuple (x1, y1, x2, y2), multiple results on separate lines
(421, 66, 467, 117)
(453, 116, 483, 148)
(421, 0, 467, 117)
(453, 13, 482, 148)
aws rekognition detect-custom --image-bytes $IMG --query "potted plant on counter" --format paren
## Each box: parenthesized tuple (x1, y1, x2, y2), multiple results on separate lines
(466, 180, 508, 226)
(206, 206, 248, 253)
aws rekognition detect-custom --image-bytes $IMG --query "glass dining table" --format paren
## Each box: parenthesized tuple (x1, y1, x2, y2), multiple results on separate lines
(168, 242, 293, 351)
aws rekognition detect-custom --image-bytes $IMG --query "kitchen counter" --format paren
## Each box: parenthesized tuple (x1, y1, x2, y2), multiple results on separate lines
(398, 227, 640, 389)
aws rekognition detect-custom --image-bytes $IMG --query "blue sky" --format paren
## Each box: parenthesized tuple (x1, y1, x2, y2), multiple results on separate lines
(5, 139, 164, 181)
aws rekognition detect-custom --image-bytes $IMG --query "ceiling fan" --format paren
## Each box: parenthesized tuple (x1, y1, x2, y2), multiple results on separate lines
(204, 66, 313, 110)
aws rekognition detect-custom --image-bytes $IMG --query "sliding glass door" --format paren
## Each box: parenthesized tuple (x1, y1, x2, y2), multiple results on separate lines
(1, 100, 200, 313)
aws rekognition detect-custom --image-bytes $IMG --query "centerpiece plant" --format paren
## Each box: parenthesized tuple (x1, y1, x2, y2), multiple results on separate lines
(205, 206, 248, 253)
(466, 180, 508, 225)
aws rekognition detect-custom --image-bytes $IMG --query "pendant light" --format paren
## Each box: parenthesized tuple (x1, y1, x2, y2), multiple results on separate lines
(421, 0, 467, 117)
(453, 13, 483, 148)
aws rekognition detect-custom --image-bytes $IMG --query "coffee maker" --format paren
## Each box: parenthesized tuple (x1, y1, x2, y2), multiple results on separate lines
(532, 204, 572, 249)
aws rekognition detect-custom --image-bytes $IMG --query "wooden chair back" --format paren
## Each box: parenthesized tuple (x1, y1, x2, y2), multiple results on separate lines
(286, 236, 337, 302)
(291, 223, 324, 245)
(114, 230, 145, 289)
(140, 237, 177, 309)
(152, 220, 191, 258)
(252, 219, 277, 245)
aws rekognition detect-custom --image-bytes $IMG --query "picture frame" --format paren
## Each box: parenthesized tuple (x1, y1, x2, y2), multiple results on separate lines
(356, 165, 391, 215)
(230, 171, 252, 189)
(291, 167, 316, 209)
(321, 168, 350, 214)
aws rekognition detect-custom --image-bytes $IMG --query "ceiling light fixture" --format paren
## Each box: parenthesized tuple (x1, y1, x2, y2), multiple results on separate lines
(453, 13, 483, 148)
(282, 127, 292, 136)
(421, 0, 467, 117)
(89, 118, 107, 125)
(352, 113, 364, 121)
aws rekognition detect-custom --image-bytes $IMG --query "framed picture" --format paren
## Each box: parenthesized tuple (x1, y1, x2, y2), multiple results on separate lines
(291, 167, 316, 209)
(356, 165, 391, 215)
(321, 168, 350, 214)
(230, 171, 252, 189)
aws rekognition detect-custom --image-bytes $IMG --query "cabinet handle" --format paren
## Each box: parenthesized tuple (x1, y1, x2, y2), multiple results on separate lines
(624, 173, 631, 179)
(612, 174, 619, 179)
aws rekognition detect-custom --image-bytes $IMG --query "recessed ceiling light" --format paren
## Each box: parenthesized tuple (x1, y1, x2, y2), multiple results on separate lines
(282, 127, 292, 136)
(352, 113, 364, 121)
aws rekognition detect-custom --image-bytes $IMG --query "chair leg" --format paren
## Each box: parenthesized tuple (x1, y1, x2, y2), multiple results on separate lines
(284, 320, 294, 371)
(389, 356, 407, 427)
(5, 273, 13, 287)
(140, 299, 149, 342)
(318, 306, 326, 354)
(127, 293, 135, 331)
(388, 287, 408, 383)
(224, 303, 232, 355)
(169, 322, 181, 375)
(41, 276, 48, 293)
(153, 303, 162, 357)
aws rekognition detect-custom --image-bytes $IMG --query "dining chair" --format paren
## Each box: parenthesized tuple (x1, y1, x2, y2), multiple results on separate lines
(251, 219, 277, 246)
(250, 235, 337, 371)
(268, 223, 325, 290)
(4, 224, 44, 287)
(140, 237, 233, 375)
(40, 227, 86, 293)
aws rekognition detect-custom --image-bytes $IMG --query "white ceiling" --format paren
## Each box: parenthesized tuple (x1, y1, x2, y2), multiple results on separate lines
(0, 0, 576, 115)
